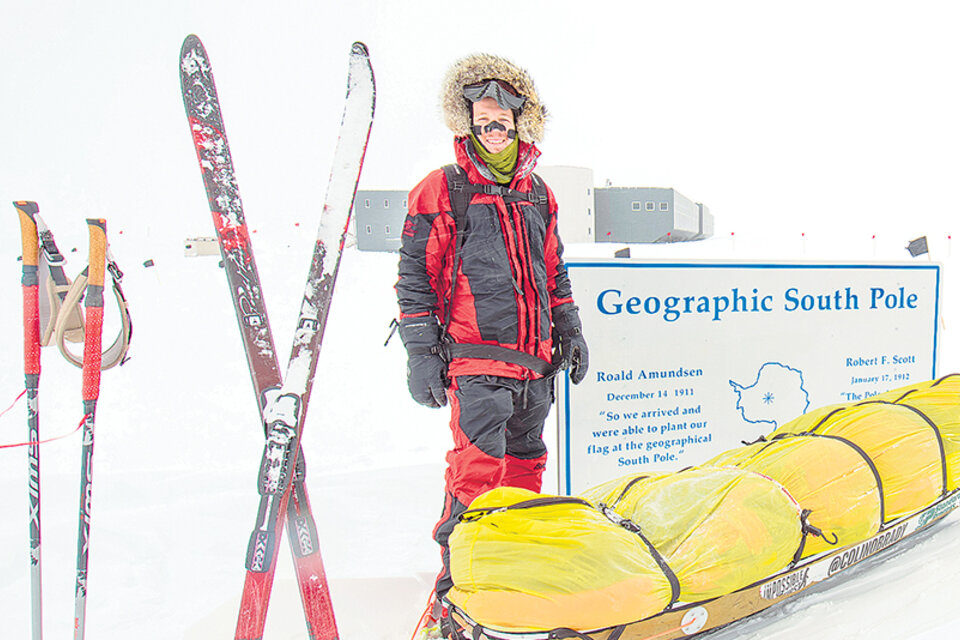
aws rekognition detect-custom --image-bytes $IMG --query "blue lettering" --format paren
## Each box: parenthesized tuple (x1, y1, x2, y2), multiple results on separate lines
(597, 289, 622, 315)
(784, 287, 799, 311)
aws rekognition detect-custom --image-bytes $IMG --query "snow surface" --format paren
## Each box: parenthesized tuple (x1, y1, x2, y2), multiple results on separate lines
(2, 2, 960, 639)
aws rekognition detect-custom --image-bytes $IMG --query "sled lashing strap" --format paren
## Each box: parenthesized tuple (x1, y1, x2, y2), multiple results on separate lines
(582, 467, 803, 602)
(860, 400, 949, 499)
(597, 504, 680, 607)
(777, 400, 944, 522)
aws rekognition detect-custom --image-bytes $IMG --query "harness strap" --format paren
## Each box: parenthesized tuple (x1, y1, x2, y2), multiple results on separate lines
(441, 342, 556, 376)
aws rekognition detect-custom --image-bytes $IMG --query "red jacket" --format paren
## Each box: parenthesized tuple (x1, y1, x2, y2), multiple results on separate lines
(396, 137, 576, 379)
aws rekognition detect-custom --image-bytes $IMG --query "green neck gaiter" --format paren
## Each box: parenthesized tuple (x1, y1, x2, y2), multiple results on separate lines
(469, 132, 519, 184)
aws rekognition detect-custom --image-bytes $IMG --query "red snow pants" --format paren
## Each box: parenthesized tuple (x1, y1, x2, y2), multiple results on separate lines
(433, 374, 553, 598)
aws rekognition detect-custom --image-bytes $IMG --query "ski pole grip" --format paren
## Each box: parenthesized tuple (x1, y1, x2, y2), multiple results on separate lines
(85, 219, 108, 293)
(83, 219, 107, 402)
(14, 201, 40, 270)
(14, 202, 41, 378)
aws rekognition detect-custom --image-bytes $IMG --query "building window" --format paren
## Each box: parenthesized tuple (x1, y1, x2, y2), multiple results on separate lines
(385, 225, 391, 235)
(365, 224, 372, 234)
(587, 188, 592, 196)
(364, 199, 371, 208)
(384, 199, 390, 209)
(588, 208, 592, 216)
(402, 199, 408, 209)
(646, 202, 655, 211)
(659, 202, 669, 212)
(632, 201, 642, 211)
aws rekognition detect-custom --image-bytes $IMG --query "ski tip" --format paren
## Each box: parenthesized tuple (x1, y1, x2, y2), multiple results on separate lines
(181, 33, 204, 56)
(351, 41, 369, 57)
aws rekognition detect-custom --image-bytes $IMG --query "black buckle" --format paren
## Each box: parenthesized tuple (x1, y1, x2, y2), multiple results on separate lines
(107, 261, 124, 282)
(39, 232, 65, 264)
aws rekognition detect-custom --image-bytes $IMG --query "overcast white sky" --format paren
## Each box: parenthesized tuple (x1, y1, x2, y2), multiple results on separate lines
(3, 0, 959, 255)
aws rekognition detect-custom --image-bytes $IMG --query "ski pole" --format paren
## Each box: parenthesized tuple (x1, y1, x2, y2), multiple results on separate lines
(14, 200, 44, 640)
(73, 218, 107, 640)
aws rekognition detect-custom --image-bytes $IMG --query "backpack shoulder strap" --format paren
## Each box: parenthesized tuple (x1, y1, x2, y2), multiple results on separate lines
(442, 163, 473, 227)
(529, 172, 550, 225)
(440, 164, 474, 333)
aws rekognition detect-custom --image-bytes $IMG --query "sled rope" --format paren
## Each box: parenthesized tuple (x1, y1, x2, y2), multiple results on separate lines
(0, 413, 86, 450)
(0, 390, 27, 419)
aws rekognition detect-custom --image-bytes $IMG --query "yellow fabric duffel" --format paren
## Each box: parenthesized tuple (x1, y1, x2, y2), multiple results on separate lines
(772, 401, 945, 520)
(581, 466, 803, 600)
(707, 435, 882, 557)
(446, 486, 676, 632)
(875, 374, 960, 490)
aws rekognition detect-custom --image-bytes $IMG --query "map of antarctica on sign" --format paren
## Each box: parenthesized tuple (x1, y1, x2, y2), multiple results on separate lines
(730, 363, 811, 428)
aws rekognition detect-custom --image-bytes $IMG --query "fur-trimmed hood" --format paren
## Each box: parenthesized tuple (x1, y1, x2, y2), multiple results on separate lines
(440, 53, 547, 144)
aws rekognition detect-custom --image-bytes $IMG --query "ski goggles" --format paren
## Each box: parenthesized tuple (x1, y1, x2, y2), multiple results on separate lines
(462, 79, 527, 111)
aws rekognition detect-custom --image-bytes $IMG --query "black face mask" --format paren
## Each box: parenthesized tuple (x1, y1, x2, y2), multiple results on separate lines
(471, 121, 517, 139)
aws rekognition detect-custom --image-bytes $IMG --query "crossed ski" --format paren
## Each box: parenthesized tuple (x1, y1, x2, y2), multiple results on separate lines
(180, 35, 375, 640)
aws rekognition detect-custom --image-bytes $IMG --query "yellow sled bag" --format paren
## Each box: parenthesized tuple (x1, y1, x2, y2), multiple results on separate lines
(582, 467, 803, 600)
(877, 374, 960, 490)
(773, 401, 945, 520)
(708, 435, 882, 557)
(447, 487, 676, 632)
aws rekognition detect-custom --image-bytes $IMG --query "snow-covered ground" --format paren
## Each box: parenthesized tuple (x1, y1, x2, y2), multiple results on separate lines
(1, 235, 959, 640)
(3, 2, 960, 639)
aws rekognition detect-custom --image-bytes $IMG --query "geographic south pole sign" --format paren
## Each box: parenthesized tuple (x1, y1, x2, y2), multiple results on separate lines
(557, 259, 941, 496)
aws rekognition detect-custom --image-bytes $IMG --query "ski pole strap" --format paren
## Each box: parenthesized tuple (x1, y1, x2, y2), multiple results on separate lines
(23, 211, 83, 347)
(36, 217, 67, 267)
(52, 253, 132, 371)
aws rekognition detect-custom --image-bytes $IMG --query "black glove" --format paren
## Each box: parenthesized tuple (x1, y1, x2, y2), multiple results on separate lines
(399, 317, 448, 408)
(552, 303, 589, 384)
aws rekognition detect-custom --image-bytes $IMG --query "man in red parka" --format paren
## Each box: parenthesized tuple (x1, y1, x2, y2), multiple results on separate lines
(396, 53, 589, 602)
